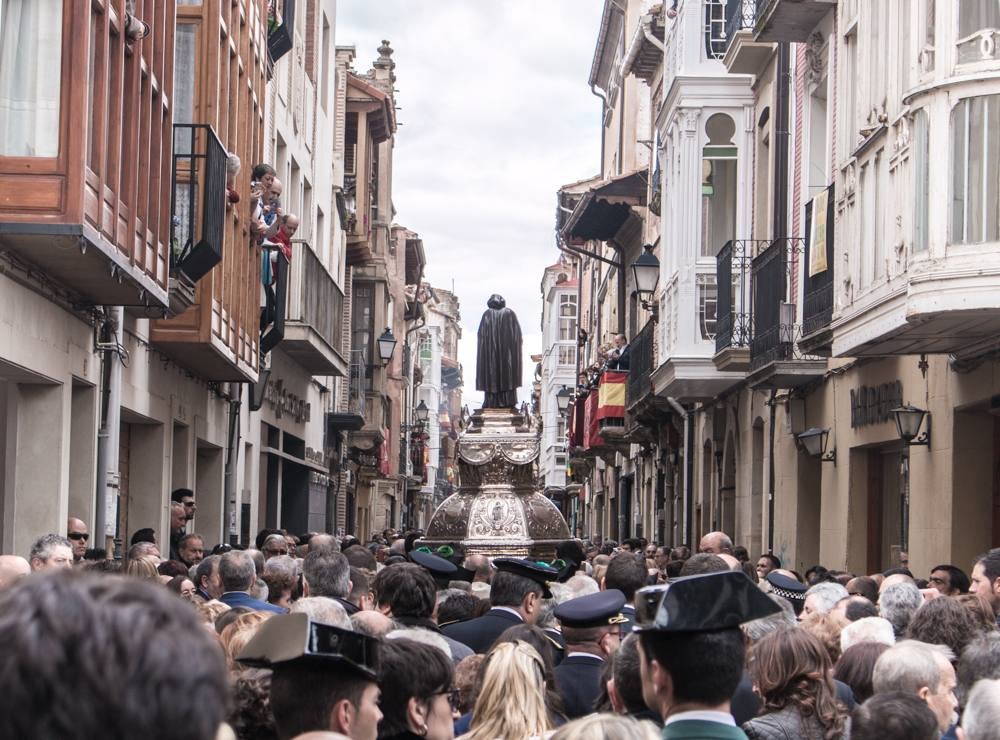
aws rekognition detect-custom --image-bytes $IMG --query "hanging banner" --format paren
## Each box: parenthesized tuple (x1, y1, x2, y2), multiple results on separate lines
(809, 187, 829, 277)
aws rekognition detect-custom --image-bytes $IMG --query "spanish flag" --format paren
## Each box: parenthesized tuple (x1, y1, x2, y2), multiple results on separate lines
(596, 371, 627, 421)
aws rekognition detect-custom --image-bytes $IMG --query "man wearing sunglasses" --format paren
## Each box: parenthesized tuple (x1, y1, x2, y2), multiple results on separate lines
(67, 517, 90, 563)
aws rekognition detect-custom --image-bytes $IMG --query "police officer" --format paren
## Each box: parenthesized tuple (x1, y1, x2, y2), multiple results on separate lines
(239, 613, 382, 740)
(634, 570, 780, 740)
(442, 557, 560, 653)
(553, 589, 629, 718)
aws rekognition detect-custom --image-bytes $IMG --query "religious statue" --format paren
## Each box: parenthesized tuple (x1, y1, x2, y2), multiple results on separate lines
(476, 294, 522, 409)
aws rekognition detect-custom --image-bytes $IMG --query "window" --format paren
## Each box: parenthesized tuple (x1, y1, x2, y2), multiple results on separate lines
(320, 15, 331, 112)
(558, 345, 575, 367)
(704, 0, 726, 60)
(701, 114, 738, 257)
(174, 24, 197, 126)
(352, 283, 375, 388)
(957, 1, 1000, 64)
(951, 95, 1000, 244)
(0, 0, 63, 156)
(698, 274, 718, 341)
(558, 294, 577, 341)
(913, 109, 930, 251)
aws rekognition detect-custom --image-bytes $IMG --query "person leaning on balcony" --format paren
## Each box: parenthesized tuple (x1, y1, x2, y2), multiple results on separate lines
(273, 213, 298, 263)
(606, 334, 630, 371)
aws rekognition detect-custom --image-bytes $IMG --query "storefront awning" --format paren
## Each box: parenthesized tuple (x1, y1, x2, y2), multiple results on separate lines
(561, 169, 648, 243)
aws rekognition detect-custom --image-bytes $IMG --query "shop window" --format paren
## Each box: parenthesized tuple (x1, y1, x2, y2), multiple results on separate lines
(0, 0, 63, 157)
(950, 95, 1000, 244)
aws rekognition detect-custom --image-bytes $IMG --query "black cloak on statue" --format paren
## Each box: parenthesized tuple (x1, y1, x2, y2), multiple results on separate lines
(476, 294, 522, 409)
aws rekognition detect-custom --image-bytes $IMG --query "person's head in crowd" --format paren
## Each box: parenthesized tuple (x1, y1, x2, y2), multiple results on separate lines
(696, 531, 733, 555)
(0, 571, 227, 739)
(302, 549, 351, 600)
(228, 668, 276, 740)
(879, 580, 923, 637)
(215, 606, 252, 634)
(171, 488, 197, 521)
(196, 599, 231, 626)
(957, 632, 1000, 707)
(955, 593, 1000, 634)
(652, 546, 671, 572)
(832, 594, 879, 623)
(463, 553, 493, 583)
(373, 563, 436, 621)
(745, 627, 848, 738)
(169, 502, 187, 536)
(0, 555, 31, 590)
(453, 654, 485, 716)
(290, 596, 351, 630)
(348, 567, 370, 610)
(960, 678, 1000, 740)
(555, 590, 627, 660)
(438, 591, 481, 625)
(220, 550, 258, 594)
(194, 554, 223, 600)
(177, 533, 205, 567)
(840, 616, 896, 652)
(873, 640, 958, 733)
(464, 641, 551, 740)
(131, 527, 157, 546)
(731, 545, 749, 564)
(377, 638, 455, 740)
(350, 609, 395, 638)
(970, 548, 1000, 616)
(763, 571, 808, 616)
(802, 581, 849, 619)
(851, 691, 941, 740)
(717, 553, 742, 571)
(845, 575, 879, 603)
(603, 553, 647, 603)
(678, 553, 728, 576)
(565, 572, 601, 598)
(28, 533, 73, 572)
(157, 559, 189, 579)
(343, 545, 377, 572)
(804, 565, 830, 585)
(128, 540, 160, 563)
(167, 575, 196, 600)
(261, 533, 290, 560)
(880, 572, 916, 595)
(743, 594, 797, 644)
(835, 640, 890, 704)
(220, 611, 272, 671)
(906, 594, 979, 661)
(127, 555, 160, 580)
(308, 533, 339, 554)
(492, 623, 562, 719)
(557, 539, 587, 573)
(549, 713, 660, 740)
(930, 564, 970, 596)
(607, 633, 655, 717)
(66, 517, 90, 562)
(799, 611, 845, 666)
(488, 560, 552, 625)
(262, 556, 299, 610)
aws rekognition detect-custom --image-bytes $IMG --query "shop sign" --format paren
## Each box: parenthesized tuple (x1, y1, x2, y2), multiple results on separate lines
(264, 377, 311, 423)
(850, 380, 902, 428)
(305, 446, 326, 468)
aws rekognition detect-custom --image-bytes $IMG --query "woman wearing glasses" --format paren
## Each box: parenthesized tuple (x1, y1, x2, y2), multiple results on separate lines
(377, 637, 456, 740)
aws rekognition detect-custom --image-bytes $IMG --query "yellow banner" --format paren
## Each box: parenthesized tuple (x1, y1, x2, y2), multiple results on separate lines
(809, 188, 829, 277)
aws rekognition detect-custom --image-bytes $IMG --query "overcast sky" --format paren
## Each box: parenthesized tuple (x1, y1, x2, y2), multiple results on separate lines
(337, 1, 603, 407)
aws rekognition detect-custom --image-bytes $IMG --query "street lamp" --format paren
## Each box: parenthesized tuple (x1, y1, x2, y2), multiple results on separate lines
(377, 327, 397, 366)
(415, 399, 430, 425)
(631, 244, 660, 295)
(556, 385, 572, 415)
(796, 427, 836, 463)
(891, 404, 930, 446)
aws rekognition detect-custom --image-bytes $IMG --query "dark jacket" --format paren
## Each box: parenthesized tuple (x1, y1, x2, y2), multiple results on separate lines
(440, 607, 523, 654)
(553, 653, 605, 719)
(743, 705, 850, 740)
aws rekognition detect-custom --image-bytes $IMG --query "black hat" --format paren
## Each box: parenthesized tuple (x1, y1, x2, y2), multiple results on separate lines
(493, 557, 560, 598)
(409, 549, 473, 585)
(765, 571, 807, 615)
(634, 571, 781, 633)
(237, 613, 380, 680)
(555, 589, 628, 629)
(130, 528, 156, 545)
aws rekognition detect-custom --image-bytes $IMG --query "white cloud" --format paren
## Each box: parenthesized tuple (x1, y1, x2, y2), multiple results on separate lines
(337, 0, 603, 406)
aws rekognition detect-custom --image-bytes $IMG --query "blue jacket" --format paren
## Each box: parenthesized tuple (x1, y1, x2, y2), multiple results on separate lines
(220, 591, 287, 614)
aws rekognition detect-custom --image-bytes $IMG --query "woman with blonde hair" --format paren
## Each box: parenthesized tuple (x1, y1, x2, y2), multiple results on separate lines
(550, 714, 659, 740)
(125, 555, 160, 581)
(459, 640, 551, 740)
(219, 611, 272, 671)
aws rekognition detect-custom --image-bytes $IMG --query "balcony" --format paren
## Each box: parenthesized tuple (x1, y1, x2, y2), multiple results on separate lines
(282, 243, 347, 376)
(799, 185, 835, 356)
(625, 319, 673, 442)
(714, 239, 761, 373)
(746, 239, 826, 388)
(326, 350, 367, 435)
(0, 1, 171, 309)
(260, 249, 289, 357)
(169, 124, 228, 313)
(267, 0, 296, 67)
(722, 0, 773, 76)
(753, 0, 837, 43)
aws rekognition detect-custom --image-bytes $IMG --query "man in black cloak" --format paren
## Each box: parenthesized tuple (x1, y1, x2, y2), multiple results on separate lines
(476, 294, 522, 408)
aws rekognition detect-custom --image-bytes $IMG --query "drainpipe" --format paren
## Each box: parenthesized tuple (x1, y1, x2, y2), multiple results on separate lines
(590, 84, 608, 175)
(773, 42, 791, 239)
(223, 385, 241, 546)
(767, 389, 777, 552)
(94, 306, 124, 557)
(665, 397, 693, 547)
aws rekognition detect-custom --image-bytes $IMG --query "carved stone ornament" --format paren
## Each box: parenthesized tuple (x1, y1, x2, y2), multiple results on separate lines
(806, 32, 826, 85)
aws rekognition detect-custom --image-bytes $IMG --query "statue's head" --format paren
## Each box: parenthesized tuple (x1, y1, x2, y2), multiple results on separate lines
(487, 294, 506, 310)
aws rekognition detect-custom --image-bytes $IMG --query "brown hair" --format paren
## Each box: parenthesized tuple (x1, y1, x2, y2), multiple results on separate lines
(749, 628, 847, 740)
(220, 612, 272, 671)
(801, 611, 844, 665)
(955, 593, 999, 634)
(906, 595, 979, 659)
(834, 640, 889, 703)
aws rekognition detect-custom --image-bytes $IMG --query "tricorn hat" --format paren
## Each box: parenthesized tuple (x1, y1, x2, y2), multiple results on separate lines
(634, 570, 781, 633)
(238, 613, 379, 680)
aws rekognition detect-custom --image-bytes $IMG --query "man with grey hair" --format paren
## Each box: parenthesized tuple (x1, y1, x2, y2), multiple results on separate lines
(127, 541, 160, 563)
(307, 533, 339, 554)
(841, 616, 896, 652)
(959, 678, 1000, 740)
(351, 610, 396, 638)
(957, 633, 1000, 708)
(697, 530, 733, 555)
(291, 596, 351, 630)
(873, 640, 958, 734)
(302, 549, 355, 614)
(218, 550, 285, 613)
(28, 534, 74, 572)
(802, 581, 849, 619)
(743, 594, 797, 644)
(193, 554, 222, 601)
(880, 580, 924, 638)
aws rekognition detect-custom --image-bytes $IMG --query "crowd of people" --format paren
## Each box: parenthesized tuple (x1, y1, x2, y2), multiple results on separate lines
(3, 503, 1000, 740)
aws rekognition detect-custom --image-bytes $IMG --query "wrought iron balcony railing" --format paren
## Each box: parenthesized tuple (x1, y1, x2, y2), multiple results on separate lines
(749, 238, 806, 373)
(802, 184, 835, 337)
(715, 239, 764, 353)
(626, 319, 655, 411)
(171, 124, 227, 283)
(724, 0, 758, 53)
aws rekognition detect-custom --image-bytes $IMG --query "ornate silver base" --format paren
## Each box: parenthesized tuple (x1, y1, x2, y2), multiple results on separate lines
(420, 408, 570, 560)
